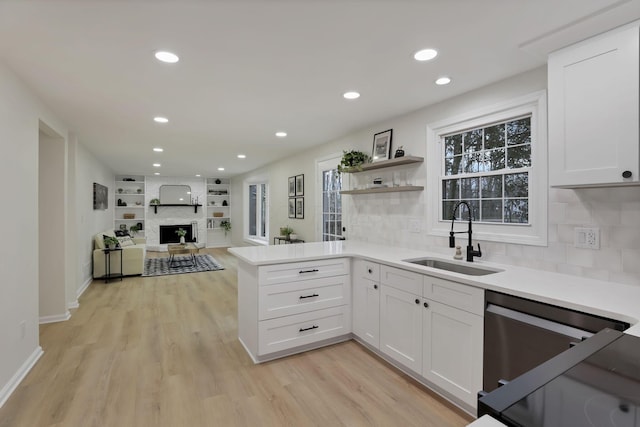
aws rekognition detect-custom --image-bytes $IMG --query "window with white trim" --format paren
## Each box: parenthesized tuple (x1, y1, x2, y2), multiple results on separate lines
(426, 91, 547, 246)
(246, 182, 269, 243)
(442, 116, 531, 224)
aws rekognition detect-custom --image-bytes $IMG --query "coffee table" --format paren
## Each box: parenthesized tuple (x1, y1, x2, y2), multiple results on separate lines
(167, 243, 200, 268)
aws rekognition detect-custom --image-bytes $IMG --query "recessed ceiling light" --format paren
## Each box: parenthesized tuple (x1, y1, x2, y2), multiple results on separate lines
(275, 131, 287, 138)
(154, 172, 160, 175)
(195, 174, 201, 177)
(343, 91, 360, 100)
(218, 167, 225, 171)
(414, 48, 438, 61)
(153, 163, 161, 167)
(153, 147, 164, 152)
(153, 117, 168, 123)
(435, 76, 451, 85)
(237, 154, 246, 159)
(154, 51, 179, 63)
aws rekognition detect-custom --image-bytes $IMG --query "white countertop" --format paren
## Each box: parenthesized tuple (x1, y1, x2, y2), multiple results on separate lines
(228, 240, 640, 336)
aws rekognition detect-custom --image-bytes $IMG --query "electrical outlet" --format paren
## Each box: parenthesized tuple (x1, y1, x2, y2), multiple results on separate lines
(574, 227, 600, 249)
(408, 219, 421, 233)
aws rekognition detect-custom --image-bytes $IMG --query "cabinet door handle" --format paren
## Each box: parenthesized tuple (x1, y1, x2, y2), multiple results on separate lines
(299, 294, 319, 299)
(368, 268, 373, 274)
(299, 325, 319, 332)
(622, 170, 632, 178)
(299, 269, 319, 274)
(423, 302, 429, 308)
(373, 284, 378, 290)
(415, 298, 420, 305)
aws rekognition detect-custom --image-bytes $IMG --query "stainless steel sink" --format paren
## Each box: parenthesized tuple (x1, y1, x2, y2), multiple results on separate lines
(403, 257, 502, 276)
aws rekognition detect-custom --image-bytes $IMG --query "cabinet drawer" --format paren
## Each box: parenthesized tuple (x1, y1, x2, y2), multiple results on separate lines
(352, 259, 380, 281)
(258, 306, 351, 355)
(258, 258, 349, 286)
(380, 265, 422, 295)
(423, 276, 484, 316)
(259, 275, 350, 320)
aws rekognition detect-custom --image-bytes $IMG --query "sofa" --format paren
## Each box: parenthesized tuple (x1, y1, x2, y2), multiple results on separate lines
(93, 230, 146, 278)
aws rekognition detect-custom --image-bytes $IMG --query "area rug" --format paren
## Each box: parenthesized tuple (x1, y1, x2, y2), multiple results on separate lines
(142, 254, 224, 277)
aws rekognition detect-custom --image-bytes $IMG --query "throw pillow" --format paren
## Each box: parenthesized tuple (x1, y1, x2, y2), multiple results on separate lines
(114, 230, 130, 237)
(116, 236, 134, 247)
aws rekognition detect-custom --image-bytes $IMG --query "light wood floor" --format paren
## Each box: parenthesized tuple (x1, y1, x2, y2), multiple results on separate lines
(0, 248, 472, 427)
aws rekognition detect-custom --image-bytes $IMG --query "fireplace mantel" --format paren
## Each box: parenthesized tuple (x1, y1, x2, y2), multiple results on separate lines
(151, 204, 202, 214)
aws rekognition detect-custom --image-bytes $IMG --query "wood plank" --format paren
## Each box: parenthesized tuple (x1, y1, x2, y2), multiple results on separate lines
(0, 248, 472, 427)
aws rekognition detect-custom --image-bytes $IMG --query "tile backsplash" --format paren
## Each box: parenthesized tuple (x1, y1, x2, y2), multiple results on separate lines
(346, 185, 640, 286)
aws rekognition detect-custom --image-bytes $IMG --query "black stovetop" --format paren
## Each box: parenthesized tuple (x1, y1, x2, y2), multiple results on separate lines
(479, 329, 640, 427)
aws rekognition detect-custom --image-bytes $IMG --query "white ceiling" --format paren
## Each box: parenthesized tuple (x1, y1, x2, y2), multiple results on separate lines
(1, 0, 639, 177)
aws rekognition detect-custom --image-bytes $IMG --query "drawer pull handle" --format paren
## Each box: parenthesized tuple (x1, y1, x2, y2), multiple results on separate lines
(299, 294, 319, 299)
(299, 325, 319, 332)
(299, 269, 319, 274)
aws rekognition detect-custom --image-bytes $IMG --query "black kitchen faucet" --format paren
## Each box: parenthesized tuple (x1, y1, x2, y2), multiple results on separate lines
(449, 201, 482, 262)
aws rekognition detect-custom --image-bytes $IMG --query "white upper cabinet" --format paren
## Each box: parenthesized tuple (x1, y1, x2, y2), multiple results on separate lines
(548, 22, 639, 187)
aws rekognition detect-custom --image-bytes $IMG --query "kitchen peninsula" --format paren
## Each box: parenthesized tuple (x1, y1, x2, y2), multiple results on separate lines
(229, 240, 640, 416)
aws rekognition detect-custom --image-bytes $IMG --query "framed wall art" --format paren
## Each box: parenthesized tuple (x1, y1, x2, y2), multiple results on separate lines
(93, 182, 108, 210)
(288, 176, 296, 197)
(288, 198, 296, 218)
(295, 174, 304, 196)
(295, 197, 304, 219)
(372, 129, 393, 162)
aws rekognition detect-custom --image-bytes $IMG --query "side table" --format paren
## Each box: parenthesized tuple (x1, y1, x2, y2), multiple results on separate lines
(102, 247, 123, 283)
(273, 236, 305, 245)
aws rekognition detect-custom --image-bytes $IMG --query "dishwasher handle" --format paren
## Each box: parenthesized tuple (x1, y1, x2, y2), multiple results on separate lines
(486, 303, 594, 341)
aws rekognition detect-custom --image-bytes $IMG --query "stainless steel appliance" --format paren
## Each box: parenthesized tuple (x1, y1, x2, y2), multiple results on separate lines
(479, 328, 640, 426)
(483, 290, 628, 393)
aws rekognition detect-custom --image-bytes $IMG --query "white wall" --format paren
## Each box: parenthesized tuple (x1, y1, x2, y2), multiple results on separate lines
(75, 142, 115, 290)
(231, 66, 640, 286)
(0, 62, 70, 405)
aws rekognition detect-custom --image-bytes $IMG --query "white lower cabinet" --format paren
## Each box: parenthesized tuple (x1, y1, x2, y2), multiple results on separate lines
(352, 275, 381, 349)
(422, 299, 483, 408)
(379, 284, 423, 373)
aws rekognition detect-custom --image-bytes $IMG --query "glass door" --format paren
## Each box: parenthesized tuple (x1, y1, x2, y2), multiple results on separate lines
(317, 157, 344, 241)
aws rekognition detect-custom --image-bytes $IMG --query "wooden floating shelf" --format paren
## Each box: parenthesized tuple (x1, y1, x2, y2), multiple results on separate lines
(340, 186, 424, 195)
(343, 156, 424, 173)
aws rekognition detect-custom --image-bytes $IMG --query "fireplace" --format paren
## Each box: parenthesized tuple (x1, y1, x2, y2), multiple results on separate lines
(159, 224, 195, 244)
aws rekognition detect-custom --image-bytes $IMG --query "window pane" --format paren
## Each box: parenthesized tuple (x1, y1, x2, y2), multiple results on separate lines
(323, 192, 329, 213)
(461, 177, 479, 199)
(484, 123, 505, 150)
(481, 176, 502, 198)
(484, 148, 505, 171)
(249, 185, 257, 236)
(463, 129, 483, 153)
(336, 193, 342, 212)
(444, 156, 464, 175)
(442, 201, 458, 221)
(260, 184, 267, 237)
(507, 117, 531, 146)
(445, 134, 462, 157)
(507, 145, 532, 168)
(504, 199, 529, 223)
(442, 179, 459, 200)
(505, 172, 528, 197)
(463, 153, 482, 173)
(481, 200, 503, 222)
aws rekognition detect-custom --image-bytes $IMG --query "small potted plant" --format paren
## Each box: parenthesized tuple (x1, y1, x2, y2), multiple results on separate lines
(103, 236, 120, 250)
(175, 228, 187, 244)
(129, 224, 140, 236)
(150, 198, 160, 206)
(220, 220, 232, 236)
(280, 225, 294, 239)
(337, 150, 371, 173)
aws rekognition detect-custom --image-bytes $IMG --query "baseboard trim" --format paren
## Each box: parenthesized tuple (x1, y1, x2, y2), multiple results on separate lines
(67, 300, 79, 309)
(39, 311, 71, 324)
(0, 346, 43, 408)
(76, 277, 92, 299)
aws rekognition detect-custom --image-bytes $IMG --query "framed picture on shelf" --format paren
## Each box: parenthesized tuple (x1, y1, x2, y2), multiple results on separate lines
(288, 176, 296, 197)
(295, 174, 304, 196)
(372, 129, 393, 162)
(288, 198, 296, 218)
(295, 197, 304, 219)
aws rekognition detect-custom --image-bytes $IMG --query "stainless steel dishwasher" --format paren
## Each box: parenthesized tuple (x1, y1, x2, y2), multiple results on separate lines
(483, 290, 629, 393)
